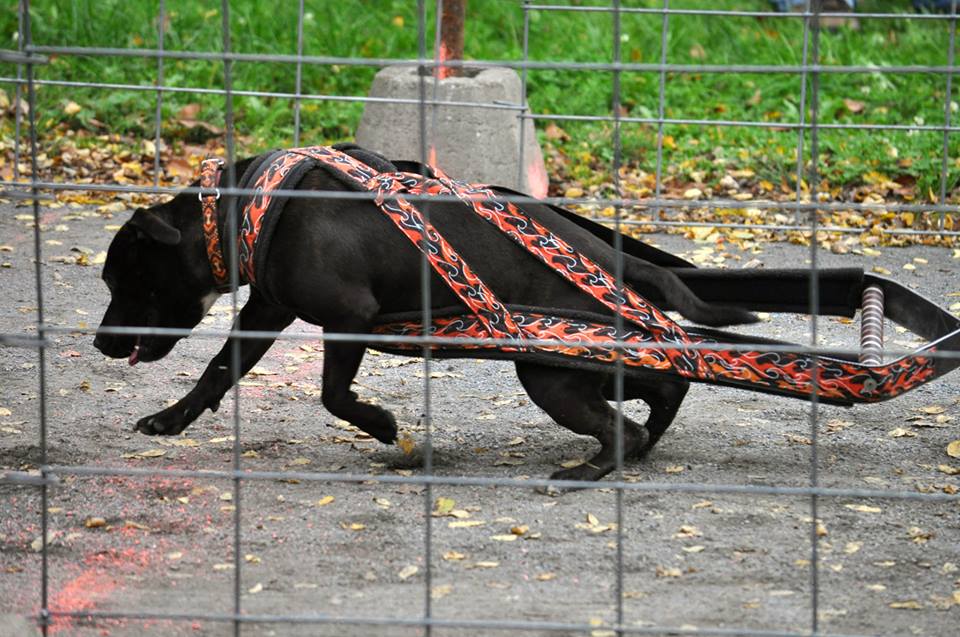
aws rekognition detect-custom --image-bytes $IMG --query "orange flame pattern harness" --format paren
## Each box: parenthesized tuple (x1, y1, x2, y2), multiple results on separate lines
(198, 146, 939, 405)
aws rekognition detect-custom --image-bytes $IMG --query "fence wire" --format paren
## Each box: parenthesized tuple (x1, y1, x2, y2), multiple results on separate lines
(1, 1, 959, 636)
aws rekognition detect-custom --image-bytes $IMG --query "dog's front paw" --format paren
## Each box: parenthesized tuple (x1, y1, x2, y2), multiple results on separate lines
(135, 403, 195, 435)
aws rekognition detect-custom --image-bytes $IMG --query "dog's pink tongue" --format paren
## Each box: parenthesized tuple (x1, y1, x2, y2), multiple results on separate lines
(128, 343, 140, 366)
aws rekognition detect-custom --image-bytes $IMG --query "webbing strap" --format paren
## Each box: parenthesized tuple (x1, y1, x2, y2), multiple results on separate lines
(288, 146, 523, 344)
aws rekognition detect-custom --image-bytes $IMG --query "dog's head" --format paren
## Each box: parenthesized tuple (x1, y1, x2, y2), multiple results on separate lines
(93, 201, 218, 365)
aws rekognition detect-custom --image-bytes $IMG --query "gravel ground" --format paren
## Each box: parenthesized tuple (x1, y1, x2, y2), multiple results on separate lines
(1, 200, 958, 637)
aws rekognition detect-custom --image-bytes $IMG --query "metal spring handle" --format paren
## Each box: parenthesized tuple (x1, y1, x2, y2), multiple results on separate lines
(859, 285, 885, 366)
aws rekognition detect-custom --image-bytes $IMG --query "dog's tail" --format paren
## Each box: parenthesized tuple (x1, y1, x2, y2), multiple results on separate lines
(624, 259, 759, 327)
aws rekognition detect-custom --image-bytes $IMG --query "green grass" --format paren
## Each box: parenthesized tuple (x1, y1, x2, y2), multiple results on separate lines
(1, 0, 957, 197)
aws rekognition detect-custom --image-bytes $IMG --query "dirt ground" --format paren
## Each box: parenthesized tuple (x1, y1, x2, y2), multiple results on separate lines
(1, 199, 958, 637)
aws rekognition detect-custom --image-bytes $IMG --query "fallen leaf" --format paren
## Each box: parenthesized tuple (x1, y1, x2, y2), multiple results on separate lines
(889, 600, 923, 610)
(845, 504, 882, 513)
(397, 433, 416, 455)
(536, 572, 556, 581)
(664, 465, 685, 474)
(844, 542, 863, 554)
(432, 497, 455, 517)
(947, 440, 960, 458)
(674, 525, 702, 539)
(316, 495, 335, 507)
(655, 566, 683, 578)
(0, 408, 12, 417)
(490, 534, 518, 542)
(63, 101, 82, 116)
(442, 551, 466, 561)
(84, 517, 107, 528)
(431, 584, 452, 599)
(449, 520, 485, 529)
(248, 583, 263, 594)
(888, 427, 917, 438)
(907, 527, 933, 544)
(133, 449, 166, 458)
(937, 464, 960, 475)
(681, 545, 705, 553)
(398, 565, 419, 580)
(920, 405, 946, 415)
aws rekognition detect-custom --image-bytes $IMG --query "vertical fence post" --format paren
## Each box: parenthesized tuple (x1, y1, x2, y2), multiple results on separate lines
(152, 0, 166, 188)
(218, 2, 243, 634)
(610, 2, 627, 636)
(21, 0, 50, 633)
(805, 1, 824, 633)
(653, 1, 670, 226)
(438, 0, 466, 78)
(938, 0, 957, 231)
(293, 0, 305, 147)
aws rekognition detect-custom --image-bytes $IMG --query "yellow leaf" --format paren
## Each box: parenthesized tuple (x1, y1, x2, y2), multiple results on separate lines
(938, 464, 960, 475)
(664, 465, 685, 474)
(248, 583, 263, 594)
(586, 513, 600, 526)
(947, 440, 960, 459)
(442, 551, 466, 561)
(889, 600, 923, 610)
(448, 520, 485, 528)
(84, 517, 106, 528)
(397, 433, 416, 455)
(288, 457, 311, 466)
(63, 101, 82, 116)
(510, 525, 528, 536)
(536, 572, 556, 581)
(137, 449, 166, 458)
(430, 584, 452, 599)
(316, 496, 335, 507)
(398, 565, 419, 580)
(655, 566, 683, 578)
(844, 504, 882, 513)
(887, 427, 917, 438)
(472, 561, 499, 569)
(490, 534, 518, 542)
(432, 497, 455, 517)
(341, 522, 365, 531)
(921, 405, 946, 415)
(681, 545, 705, 553)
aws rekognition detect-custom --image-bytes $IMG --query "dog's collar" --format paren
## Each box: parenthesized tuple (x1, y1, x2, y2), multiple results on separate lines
(198, 157, 231, 292)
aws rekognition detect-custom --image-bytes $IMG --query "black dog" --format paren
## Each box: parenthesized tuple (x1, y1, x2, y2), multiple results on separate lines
(94, 144, 757, 483)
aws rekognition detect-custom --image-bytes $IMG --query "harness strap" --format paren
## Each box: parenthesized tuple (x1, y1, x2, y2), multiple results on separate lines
(417, 176, 712, 380)
(287, 146, 524, 344)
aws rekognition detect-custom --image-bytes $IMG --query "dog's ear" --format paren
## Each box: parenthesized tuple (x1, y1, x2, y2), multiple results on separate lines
(129, 208, 181, 245)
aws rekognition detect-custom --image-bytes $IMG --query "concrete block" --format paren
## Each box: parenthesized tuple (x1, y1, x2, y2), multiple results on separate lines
(356, 65, 548, 197)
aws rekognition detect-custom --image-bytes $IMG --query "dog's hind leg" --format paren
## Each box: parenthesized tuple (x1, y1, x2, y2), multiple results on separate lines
(619, 377, 689, 455)
(321, 338, 398, 444)
(515, 362, 649, 483)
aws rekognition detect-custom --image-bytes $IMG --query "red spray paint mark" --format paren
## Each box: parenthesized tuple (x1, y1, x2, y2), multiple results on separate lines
(437, 42, 453, 80)
(527, 157, 549, 199)
(48, 548, 151, 634)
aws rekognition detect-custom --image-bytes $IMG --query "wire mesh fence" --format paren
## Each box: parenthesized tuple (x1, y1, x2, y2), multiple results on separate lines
(1, 1, 959, 636)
